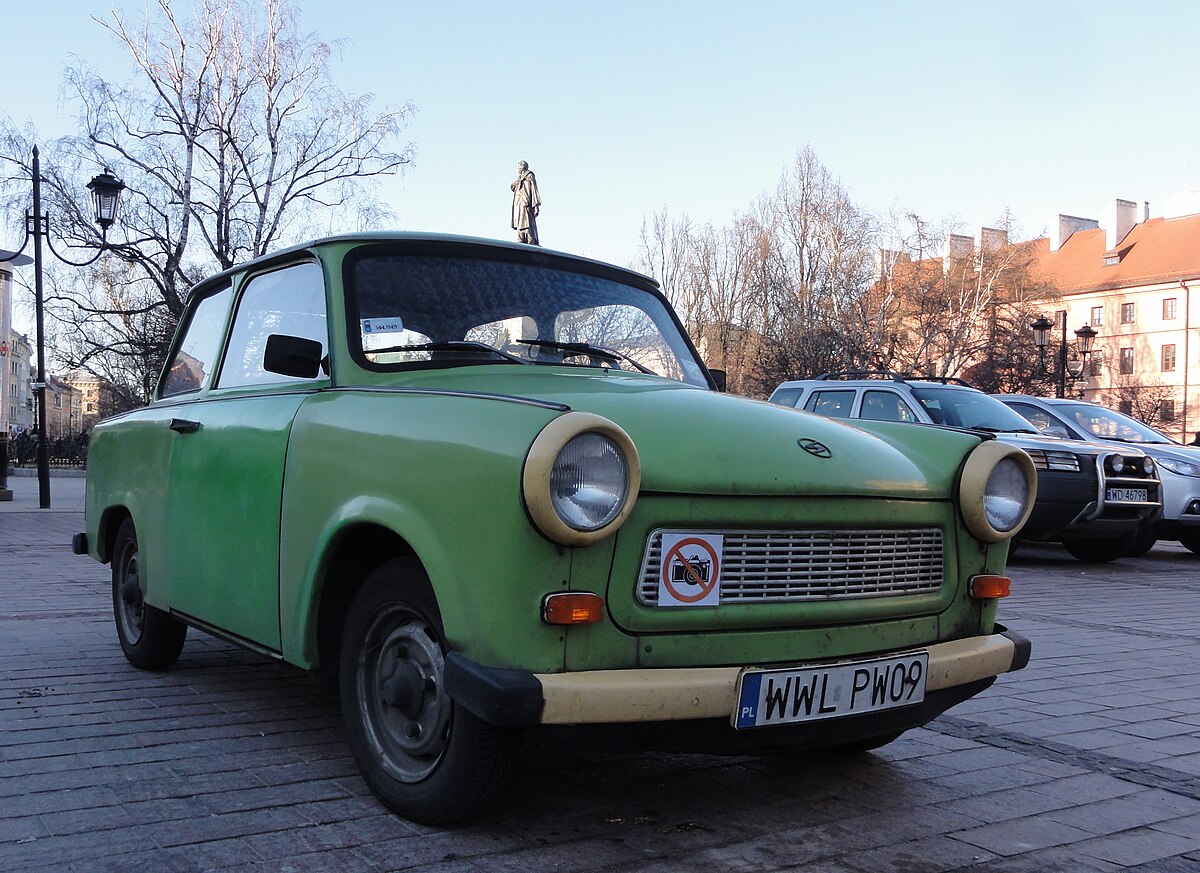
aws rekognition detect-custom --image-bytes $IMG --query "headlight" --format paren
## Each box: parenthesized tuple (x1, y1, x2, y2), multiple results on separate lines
(1157, 455, 1200, 478)
(551, 433, 628, 530)
(959, 441, 1037, 543)
(523, 413, 641, 546)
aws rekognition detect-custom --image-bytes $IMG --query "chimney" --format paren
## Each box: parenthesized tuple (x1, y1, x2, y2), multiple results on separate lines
(943, 233, 973, 274)
(1049, 214, 1099, 252)
(1144, 201, 1150, 222)
(874, 248, 909, 283)
(976, 227, 1008, 259)
(1106, 198, 1138, 251)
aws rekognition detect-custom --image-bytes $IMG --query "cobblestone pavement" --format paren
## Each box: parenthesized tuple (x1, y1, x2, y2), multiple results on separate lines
(2, 479, 1200, 871)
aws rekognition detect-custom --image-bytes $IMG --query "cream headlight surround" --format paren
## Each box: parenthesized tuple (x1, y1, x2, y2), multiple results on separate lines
(959, 440, 1037, 543)
(522, 412, 641, 546)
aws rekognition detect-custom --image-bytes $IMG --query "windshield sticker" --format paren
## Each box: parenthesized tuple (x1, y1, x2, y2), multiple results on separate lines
(658, 533, 723, 607)
(361, 317, 403, 335)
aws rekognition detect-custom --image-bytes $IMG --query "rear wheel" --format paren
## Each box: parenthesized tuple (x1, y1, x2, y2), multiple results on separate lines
(1061, 534, 1135, 563)
(112, 518, 187, 669)
(339, 558, 521, 824)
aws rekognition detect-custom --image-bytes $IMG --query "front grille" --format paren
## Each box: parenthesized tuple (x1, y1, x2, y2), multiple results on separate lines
(1026, 449, 1081, 472)
(635, 529, 944, 606)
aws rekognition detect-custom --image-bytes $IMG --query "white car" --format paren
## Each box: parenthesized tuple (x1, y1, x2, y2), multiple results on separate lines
(997, 395, 1200, 556)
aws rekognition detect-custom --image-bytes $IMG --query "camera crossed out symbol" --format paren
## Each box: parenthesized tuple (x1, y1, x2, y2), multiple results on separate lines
(662, 537, 721, 603)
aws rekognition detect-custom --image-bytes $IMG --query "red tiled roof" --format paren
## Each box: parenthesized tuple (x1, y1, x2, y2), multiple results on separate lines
(1032, 213, 1200, 292)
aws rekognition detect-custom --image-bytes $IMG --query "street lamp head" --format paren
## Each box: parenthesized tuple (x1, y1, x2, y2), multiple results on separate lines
(86, 168, 125, 230)
(1029, 316, 1054, 349)
(1074, 323, 1098, 357)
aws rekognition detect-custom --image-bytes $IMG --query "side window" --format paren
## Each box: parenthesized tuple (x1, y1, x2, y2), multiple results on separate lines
(1008, 403, 1057, 433)
(860, 390, 917, 422)
(218, 262, 328, 389)
(769, 386, 804, 407)
(160, 284, 233, 398)
(803, 389, 856, 419)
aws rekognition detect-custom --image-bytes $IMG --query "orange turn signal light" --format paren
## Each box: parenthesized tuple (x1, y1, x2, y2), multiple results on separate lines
(542, 592, 605, 625)
(969, 575, 1011, 599)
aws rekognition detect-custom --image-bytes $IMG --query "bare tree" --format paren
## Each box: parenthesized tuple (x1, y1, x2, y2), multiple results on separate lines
(1, 0, 414, 400)
(1105, 374, 1179, 429)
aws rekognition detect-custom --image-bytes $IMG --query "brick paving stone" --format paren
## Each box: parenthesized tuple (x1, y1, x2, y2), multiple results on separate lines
(951, 816, 1096, 857)
(1074, 828, 1200, 867)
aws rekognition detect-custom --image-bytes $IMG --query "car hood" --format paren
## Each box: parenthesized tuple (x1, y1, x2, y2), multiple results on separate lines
(385, 367, 984, 499)
(990, 431, 1147, 458)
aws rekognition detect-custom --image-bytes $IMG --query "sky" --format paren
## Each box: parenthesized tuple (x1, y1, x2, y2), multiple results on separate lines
(4, 0, 1200, 335)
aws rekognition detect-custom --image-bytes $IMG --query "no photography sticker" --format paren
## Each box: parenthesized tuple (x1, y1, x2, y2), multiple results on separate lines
(658, 533, 723, 607)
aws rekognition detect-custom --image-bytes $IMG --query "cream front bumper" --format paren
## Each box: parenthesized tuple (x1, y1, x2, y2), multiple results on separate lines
(444, 628, 1030, 727)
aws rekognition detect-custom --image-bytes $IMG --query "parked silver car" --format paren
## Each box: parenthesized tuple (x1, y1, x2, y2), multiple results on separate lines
(770, 373, 1162, 562)
(997, 395, 1200, 556)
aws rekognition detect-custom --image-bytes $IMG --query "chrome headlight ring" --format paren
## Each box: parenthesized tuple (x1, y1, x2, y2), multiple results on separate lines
(959, 441, 1037, 543)
(522, 413, 641, 546)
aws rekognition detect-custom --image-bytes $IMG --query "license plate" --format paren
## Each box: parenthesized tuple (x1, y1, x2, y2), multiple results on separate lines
(1107, 487, 1148, 503)
(733, 653, 927, 729)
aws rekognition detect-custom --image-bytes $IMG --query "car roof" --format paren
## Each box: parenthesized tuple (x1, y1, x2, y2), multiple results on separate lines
(186, 232, 660, 300)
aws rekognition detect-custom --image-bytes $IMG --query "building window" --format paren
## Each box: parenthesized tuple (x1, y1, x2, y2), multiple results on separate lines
(1119, 347, 1134, 374)
(1120, 302, 1136, 324)
(1163, 344, 1177, 372)
(1161, 399, 1176, 422)
(1164, 297, 1178, 320)
(1118, 399, 1133, 415)
(1090, 305, 1104, 326)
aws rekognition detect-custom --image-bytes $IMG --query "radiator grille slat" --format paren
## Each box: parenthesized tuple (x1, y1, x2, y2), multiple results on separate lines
(636, 529, 944, 605)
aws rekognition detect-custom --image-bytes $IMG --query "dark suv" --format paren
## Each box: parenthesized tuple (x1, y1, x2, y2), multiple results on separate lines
(770, 373, 1162, 562)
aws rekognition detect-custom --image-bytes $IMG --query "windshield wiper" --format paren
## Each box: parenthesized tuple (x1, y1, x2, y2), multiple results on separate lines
(974, 426, 1040, 435)
(366, 340, 529, 365)
(514, 339, 655, 374)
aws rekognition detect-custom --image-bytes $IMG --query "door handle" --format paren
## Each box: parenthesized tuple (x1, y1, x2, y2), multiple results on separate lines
(169, 418, 201, 434)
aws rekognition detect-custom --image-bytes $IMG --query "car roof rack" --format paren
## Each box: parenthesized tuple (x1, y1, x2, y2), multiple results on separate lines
(815, 370, 907, 382)
(908, 375, 978, 388)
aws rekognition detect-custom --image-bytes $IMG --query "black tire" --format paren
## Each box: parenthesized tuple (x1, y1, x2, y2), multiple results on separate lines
(339, 558, 521, 824)
(1124, 523, 1157, 558)
(1178, 531, 1200, 555)
(112, 518, 187, 670)
(1061, 534, 1134, 563)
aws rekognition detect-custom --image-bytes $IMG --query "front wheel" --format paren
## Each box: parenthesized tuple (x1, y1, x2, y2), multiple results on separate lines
(1061, 534, 1135, 563)
(1124, 523, 1157, 558)
(112, 518, 187, 669)
(339, 559, 521, 824)
(1178, 530, 1200, 555)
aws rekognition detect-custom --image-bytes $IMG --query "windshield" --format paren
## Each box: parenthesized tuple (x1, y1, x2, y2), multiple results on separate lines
(910, 386, 1038, 433)
(347, 250, 708, 386)
(1054, 403, 1177, 444)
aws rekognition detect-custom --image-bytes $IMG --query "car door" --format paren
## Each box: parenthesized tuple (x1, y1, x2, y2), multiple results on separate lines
(164, 260, 329, 650)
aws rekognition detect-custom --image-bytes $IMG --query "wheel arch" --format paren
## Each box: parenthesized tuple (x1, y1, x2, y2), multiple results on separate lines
(97, 504, 133, 564)
(313, 522, 426, 684)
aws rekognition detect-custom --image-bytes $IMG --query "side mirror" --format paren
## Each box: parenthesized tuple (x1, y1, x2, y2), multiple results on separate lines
(264, 334, 324, 379)
(708, 368, 727, 392)
(1041, 425, 1070, 439)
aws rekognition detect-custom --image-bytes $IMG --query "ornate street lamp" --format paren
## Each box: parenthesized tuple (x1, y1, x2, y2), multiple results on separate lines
(1030, 313, 1098, 399)
(0, 146, 125, 508)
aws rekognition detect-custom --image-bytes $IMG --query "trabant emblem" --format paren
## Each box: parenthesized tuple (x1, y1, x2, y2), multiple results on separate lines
(798, 438, 832, 459)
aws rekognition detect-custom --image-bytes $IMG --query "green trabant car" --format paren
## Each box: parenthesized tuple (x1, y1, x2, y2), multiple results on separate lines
(76, 234, 1034, 823)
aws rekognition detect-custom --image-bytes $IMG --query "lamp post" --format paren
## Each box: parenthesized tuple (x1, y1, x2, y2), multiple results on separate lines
(1030, 312, 1098, 399)
(0, 147, 125, 508)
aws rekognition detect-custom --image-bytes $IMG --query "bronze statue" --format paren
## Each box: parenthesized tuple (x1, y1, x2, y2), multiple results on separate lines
(510, 161, 541, 245)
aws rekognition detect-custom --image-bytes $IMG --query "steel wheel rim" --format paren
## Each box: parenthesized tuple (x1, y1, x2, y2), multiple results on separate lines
(115, 540, 145, 645)
(357, 603, 452, 783)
